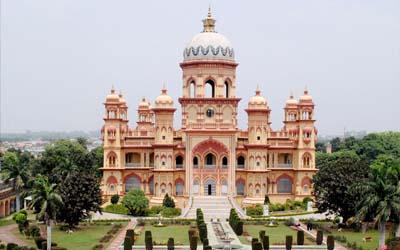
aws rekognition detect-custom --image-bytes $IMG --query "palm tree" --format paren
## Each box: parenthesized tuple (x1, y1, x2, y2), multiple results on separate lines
(30, 175, 63, 250)
(356, 156, 400, 249)
(1, 151, 30, 211)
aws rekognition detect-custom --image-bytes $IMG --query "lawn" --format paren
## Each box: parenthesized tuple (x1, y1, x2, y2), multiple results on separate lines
(52, 222, 128, 250)
(331, 229, 384, 250)
(135, 225, 193, 245)
(239, 224, 314, 245)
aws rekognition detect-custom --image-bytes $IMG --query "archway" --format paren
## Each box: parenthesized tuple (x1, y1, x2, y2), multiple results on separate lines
(204, 178, 216, 196)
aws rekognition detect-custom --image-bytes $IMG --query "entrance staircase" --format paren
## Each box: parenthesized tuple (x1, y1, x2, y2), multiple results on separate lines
(183, 196, 245, 220)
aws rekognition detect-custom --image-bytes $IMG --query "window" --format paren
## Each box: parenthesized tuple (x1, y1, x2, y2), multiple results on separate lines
(175, 155, 183, 168)
(222, 157, 228, 168)
(125, 176, 141, 192)
(175, 182, 184, 196)
(236, 180, 245, 195)
(277, 177, 292, 193)
(193, 157, 199, 168)
(205, 80, 215, 98)
(205, 153, 216, 167)
(206, 108, 214, 118)
(149, 177, 154, 195)
(162, 135, 166, 140)
(189, 81, 196, 97)
(257, 136, 261, 141)
(237, 156, 245, 168)
(256, 161, 260, 167)
(162, 161, 165, 166)
(224, 81, 229, 98)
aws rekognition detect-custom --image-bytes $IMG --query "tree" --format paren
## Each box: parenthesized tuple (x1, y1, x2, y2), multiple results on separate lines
(88, 146, 103, 178)
(30, 175, 63, 250)
(122, 189, 149, 216)
(1, 151, 31, 211)
(356, 155, 400, 248)
(57, 172, 102, 228)
(313, 151, 370, 222)
(111, 194, 120, 205)
(163, 193, 175, 208)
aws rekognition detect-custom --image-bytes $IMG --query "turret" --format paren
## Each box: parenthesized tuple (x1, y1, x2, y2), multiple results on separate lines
(245, 87, 270, 145)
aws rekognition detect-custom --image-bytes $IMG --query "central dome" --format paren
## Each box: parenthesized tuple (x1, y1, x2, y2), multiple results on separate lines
(183, 9, 234, 62)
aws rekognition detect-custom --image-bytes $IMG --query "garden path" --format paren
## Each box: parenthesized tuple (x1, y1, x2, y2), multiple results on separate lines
(0, 223, 28, 246)
(107, 219, 136, 250)
(297, 221, 347, 250)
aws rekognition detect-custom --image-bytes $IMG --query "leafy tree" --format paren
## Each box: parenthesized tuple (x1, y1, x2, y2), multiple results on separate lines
(76, 137, 88, 149)
(329, 137, 342, 152)
(57, 172, 102, 228)
(122, 189, 149, 216)
(356, 155, 400, 248)
(30, 175, 63, 250)
(111, 194, 120, 205)
(163, 193, 175, 208)
(315, 142, 326, 153)
(88, 146, 103, 177)
(313, 151, 370, 222)
(1, 151, 31, 210)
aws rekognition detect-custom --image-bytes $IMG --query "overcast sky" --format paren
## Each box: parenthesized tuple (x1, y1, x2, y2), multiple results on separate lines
(1, 0, 399, 135)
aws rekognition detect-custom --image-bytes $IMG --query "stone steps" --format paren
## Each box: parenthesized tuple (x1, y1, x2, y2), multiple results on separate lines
(184, 196, 233, 220)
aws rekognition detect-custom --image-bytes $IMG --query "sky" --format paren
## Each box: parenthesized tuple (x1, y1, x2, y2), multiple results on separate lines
(1, 0, 399, 135)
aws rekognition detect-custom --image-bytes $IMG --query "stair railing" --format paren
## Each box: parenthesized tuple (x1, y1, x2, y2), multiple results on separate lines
(228, 195, 247, 218)
(181, 195, 194, 218)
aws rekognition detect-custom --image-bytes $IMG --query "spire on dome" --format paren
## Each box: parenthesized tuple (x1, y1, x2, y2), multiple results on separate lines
(161, 84, 168, 94)
(304, 85, 309, 95)
(255, 85, 261, 95)
(202, 6, 216, 32)
(111, 85, 116, 94)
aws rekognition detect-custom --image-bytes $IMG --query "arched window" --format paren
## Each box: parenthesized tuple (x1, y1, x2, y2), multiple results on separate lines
(277, 176, 292, 193)
(193, 156, 199, 168)
(175, 155, 183, 168)
(175, 180, 184, 196)
(108, 152, 117, 167)
(189, 81, 196, 98)
(149, 176, 154, 195)
(222, 156, 228, 168)
(302, 153, 312, 168)
(237, 156, 245, 168)
(205, 80, 215, 98)
(236, 179, 245, 195)
(125, 175, 141, 192)
(224, 81, 229, 98)
(149, 153, 154, 167)
(205, 153, 216, 168)
(126, 152, 140, 167)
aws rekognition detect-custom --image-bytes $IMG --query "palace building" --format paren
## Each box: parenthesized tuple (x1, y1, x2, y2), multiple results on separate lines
(100, 9, 317, 208)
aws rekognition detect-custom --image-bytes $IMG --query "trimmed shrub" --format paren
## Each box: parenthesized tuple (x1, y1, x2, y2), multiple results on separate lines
(262, 235, 269, 250)
(188, 228, 197, 240)
(254, 242, 263, 250)
(264, 195, 270, 205)
(34, 237, 46, 249)
(163, 193, 175, 208)
(92, 244, 104, 250)
(145, 231, 153, 250)
(161, 207, 181, 218)
(297, 230, 304, 245)
(229, 208, 244, 236)
(259, 230, 265, 241)
(202, 238, 209, 250)
(27, 225, 40, 238)
(124, 237, 133, 250)
(316, 230, 323, 245)
(251, 238, 258, 250)
(246, 205, 263, 217)
(198, 223, 207, 242)
(6, 243, 18, 250)
(190, 235, 198, 250)
(111, 194, 120, 204)
(167, 238, 174, 250)
(204, 246, 211, 250)
(104, 204, 129, 215)
(285, 235, 293, 250)
(147, 206, 163, 216)
(327, 235, 335, 250)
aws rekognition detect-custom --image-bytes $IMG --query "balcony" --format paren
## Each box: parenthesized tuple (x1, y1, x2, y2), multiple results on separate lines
(175, 164, 184, 169)
(276, 163, 293, 168)
(204, 164, 216, 169)
(125, 163, 142, 168)
(237, 164, 246, 169)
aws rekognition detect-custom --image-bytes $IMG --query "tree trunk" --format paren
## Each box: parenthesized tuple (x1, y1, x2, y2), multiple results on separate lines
(378, 220, 386, 249)
(15, 192, 21, 211)
(47, 219, 52, 250)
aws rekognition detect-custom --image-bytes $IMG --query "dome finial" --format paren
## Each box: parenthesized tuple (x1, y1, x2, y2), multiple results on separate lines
(111, 84, 116, 94)
(290, 90, 294, 99)
(304, 85, 309, 95)
(161, 84, 167, 94)
(255, 85, 261, 95)
(202, 6, 216, 32)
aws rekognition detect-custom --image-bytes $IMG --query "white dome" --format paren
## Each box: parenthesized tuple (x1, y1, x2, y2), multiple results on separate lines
(299, 89, 313, 103)
(155, 88, 174, 108)
(286, 94, 298, 106)
(183, 9, 234, 62)
(248, 88, 268, 109)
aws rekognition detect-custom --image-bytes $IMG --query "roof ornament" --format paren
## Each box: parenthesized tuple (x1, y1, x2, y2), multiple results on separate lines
(111, 84, 116, 94)
(255, 85, 261, 95)
(202, 6, 216, 32)
(304, 85, 309, 95)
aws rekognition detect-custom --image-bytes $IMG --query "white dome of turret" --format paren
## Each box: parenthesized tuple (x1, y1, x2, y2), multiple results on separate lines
(183, 8, 234, 62)
(248, 87, 268, 109)
(155, 87, 174, 108)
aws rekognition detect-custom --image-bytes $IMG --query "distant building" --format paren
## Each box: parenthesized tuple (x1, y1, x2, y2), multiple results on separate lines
(0, 182, 16, 217)
(100, 10, 317, 207)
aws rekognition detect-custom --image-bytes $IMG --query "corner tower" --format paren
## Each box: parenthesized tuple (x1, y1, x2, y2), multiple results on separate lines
(179, 9, 240, 196)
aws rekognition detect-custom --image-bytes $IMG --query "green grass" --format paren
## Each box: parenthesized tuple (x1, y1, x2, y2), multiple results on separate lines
(331, 229, 385, 250)
(51, 222, 127, 250)
(239, 224, 314, 245)
(135, 225, 193, 245)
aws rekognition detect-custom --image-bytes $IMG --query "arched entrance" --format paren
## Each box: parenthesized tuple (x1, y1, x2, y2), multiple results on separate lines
(204, 178, 216, 196)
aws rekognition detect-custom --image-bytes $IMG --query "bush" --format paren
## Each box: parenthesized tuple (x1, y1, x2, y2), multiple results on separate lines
(145, 231, 153, 250)
(111, 194, 120, 204)
(254, 242, 263, 250)
(297, 230, 304, 245)
(202, 238, 209, 250)
(34, 237, 46, 249)
(167, 238, 174, 250)
(264, 195, 270, 205)
(103, 204, 129, 215)
(27, 225, 41, 238)
(229, 209, 244, 236)
(190, 235, 198, 250)
(6, 243, 18, 250)
(316, 230, 323, 245)
(122, 189, 149, 216)
(198, 223, 207, 242)
(161, 207, 181, 218)
(251, 238, 258, 250)
(92, 244, 104, 250)
(163, 193, 175, 208)
(262, 235, 269, 250)
(285, 235, 293, 250)
(147, 206, 164, 216)
(327, 235, 334, 250)
(124, 237, 133, 250)
(284, 217, 295, 227)
(246, 205, 263, 217)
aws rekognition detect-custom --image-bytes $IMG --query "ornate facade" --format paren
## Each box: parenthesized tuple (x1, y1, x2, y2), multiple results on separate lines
(100, 10, 317, 207)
